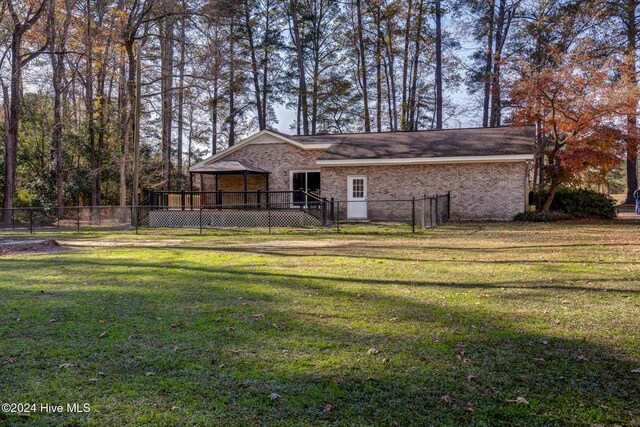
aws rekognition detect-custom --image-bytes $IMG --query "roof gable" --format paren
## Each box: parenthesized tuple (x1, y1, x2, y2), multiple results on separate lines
(189, 129, 331, 171)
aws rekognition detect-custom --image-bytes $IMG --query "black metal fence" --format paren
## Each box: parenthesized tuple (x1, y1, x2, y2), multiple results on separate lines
(330, 193, 450, 232)
(0, 193, 449, 234)
(0, 206, 133, 233)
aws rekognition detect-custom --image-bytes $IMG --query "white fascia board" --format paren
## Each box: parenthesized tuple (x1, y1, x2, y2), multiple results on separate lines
(188, 130, 331, 171)
(316, 154, 534, 167)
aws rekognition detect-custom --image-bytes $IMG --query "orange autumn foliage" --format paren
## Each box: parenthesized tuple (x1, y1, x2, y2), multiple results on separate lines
(512, 48, 639, 210)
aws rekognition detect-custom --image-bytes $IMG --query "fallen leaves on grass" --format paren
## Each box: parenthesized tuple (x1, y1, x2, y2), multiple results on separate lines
(98, 331, 108, 338)
(576, 354, 589, 362)
(631, 368, 640, 374)
(268, 393, 281, 400)
(145, 372, 156, 376)
(439, 395, 454, 403)
(367, 348, 380, 355)
(58, 363, 74, 369)
(322, 404, 336, 412)
(506, 396, 529, 405)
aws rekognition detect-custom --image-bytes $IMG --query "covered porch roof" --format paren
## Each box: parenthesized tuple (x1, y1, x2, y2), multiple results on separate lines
(188, 159, 270, 175)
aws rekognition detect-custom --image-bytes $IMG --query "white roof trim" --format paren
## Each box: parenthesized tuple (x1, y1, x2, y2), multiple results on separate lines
(189, 129, 331, 171)
(316, 154, 534, 166)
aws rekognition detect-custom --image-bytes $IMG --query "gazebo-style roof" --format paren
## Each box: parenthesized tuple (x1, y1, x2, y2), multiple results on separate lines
(188, 160, 270, 191)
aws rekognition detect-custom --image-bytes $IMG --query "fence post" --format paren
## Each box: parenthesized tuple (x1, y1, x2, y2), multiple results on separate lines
(422, 194, 427, 231)
(447, 191, 451, 221)
(330, 197, 335, 222)
(412, 197, 416, 233)
(199, 207, 203, 235)
(181, 190, 185, 210)
(268, 203, 272, 234)
(322, 197, 327, 226)
(29, 209, 33, 234)
(77, 207, 80, 233)
(257, 189, 261, 210)
(435, 194, 440, 225)
(217, 189, 222, 208)
(134, 206, 138, 234)
(336, 201, 340, 232)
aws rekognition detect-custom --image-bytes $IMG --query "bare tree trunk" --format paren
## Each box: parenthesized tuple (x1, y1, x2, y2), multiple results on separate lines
(211, 26, 219, 154)
(356, 0, 371, 132)
(625, 0, 639, 204)
(375, 5, 382, 132)
(400, 0, 412, 131)
(383, 11, 398, 131)
(3, 33, 20, 222)
(118, 53, 130, 207)
(48, 2, 70, 212)
(244, 0, 265, 130)
(408, 0, 424, 130)
(2, 0, 49, 222)
(261, 0, 272, 130)
(161, 14, 175, 190)
(85, 1, 99, 211)
(229, 21, 236, 146)
(435, 0, 443, 129)
(483, 0, 495, 128)
(290, 1, 309, 135)
(177, 14, 186, 188)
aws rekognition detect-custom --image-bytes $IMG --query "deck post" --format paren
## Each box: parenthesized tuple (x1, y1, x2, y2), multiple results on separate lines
(243, 171, 248, 207)
(181, 190, 185, 210)
(322, 197, 327, 226)
(412, 197, 416, 233)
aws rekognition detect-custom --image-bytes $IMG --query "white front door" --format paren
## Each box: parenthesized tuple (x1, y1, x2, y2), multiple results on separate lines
(347, 176, 367, 219)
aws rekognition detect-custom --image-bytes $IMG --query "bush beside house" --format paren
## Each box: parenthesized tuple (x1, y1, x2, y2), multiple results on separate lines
(518, 188, 617, 221)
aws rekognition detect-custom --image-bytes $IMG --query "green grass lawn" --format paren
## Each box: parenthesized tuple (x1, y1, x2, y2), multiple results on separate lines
(1, 222, 639, 426)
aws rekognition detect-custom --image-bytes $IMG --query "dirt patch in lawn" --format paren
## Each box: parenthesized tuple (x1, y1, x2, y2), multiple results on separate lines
(61, 239, 188, 248)
(230, 239, 368, 250)
(0, 239, 67, 256)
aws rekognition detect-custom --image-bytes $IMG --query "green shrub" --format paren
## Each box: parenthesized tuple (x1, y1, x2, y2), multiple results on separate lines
(514, 210, 573, 222)
(530, 187, 616, 219)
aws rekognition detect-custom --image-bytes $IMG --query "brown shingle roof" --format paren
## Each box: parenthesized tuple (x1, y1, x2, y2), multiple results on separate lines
(189, 160, 270, 174)
(288, 126, 535, 161)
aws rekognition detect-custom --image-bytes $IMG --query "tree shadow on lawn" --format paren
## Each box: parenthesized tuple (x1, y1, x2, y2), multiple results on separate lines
(1, 256, 639, 426)
(5, 254, 636, 296)
(135, 244, 640, 267)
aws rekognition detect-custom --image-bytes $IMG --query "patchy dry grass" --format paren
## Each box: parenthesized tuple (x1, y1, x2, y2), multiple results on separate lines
(1, 222, 639, 426)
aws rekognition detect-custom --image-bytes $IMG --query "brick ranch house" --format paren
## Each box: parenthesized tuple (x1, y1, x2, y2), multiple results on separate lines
(188, 126, 535, 221)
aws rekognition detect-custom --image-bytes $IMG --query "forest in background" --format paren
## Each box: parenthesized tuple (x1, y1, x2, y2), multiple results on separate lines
(1, 0, 639, 213)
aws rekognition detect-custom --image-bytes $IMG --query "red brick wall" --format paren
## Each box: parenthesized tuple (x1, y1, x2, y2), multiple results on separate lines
(320, 162, 528, 220)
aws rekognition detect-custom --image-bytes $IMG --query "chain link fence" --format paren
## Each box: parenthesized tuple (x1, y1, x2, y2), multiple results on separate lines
(0, 193, 449, 234)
